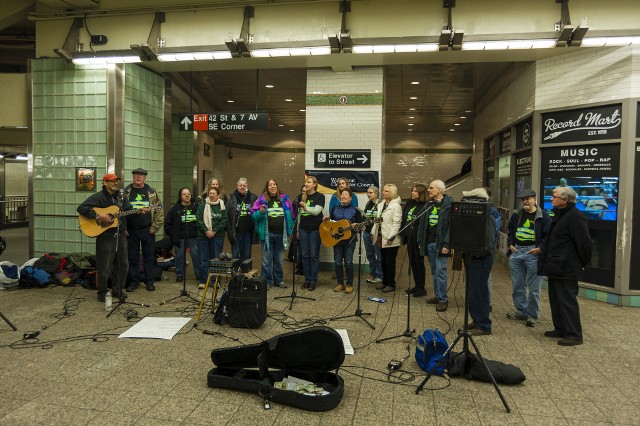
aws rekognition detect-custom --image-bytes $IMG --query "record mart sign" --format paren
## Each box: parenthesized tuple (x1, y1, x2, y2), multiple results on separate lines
(541, 104, 621, 144)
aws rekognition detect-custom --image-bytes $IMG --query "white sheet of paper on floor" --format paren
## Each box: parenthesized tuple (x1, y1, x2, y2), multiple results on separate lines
(118, 316, 191, 340)
(335, 329, 354, 355)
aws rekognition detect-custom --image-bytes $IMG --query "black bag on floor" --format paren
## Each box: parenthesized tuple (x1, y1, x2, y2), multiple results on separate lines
(207, 326, 345, 411)
(226, 274, 267, 329)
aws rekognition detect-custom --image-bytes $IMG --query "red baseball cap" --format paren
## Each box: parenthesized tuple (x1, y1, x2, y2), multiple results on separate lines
(102, 173, 120, 182)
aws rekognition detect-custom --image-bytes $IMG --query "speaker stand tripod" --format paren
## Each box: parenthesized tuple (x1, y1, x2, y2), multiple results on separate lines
(331, 228, 374, 329)
(415, 252, 510, 413)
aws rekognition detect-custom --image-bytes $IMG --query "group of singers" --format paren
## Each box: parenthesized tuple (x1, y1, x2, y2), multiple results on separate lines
(77, 171, 454, 314)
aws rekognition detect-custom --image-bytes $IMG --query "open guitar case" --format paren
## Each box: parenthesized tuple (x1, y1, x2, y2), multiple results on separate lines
(207, 326, 345, 411)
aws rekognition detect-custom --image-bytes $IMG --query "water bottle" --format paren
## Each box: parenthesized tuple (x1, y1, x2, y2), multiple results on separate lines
(105, 290, 112, 311)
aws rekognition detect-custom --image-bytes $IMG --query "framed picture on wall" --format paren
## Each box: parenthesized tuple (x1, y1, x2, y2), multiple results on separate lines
(76, 167, 96, 192)
(204, 143, 211, 157)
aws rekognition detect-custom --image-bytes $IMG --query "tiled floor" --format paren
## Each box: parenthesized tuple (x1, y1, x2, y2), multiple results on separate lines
(1, 227, 639, 425)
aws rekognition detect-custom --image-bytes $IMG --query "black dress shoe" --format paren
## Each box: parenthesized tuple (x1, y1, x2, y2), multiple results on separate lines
(308, 283, 317, 291)
(97, 293, 106, 302)
(406, 287, 417, 295)
(413, 288, 427, 298)
(426, 297, 439, 304)
(146, 283, 156, 291)
(544, 330, 564, 338)
(126, 282, 138, 292)
(558, 337, 583, 346)
(302, 282, 309, 289)
(375, 283, 386, 290)
(111, 290, 127, 300)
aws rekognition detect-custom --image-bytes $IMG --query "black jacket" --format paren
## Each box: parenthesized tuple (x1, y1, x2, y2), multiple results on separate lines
(226, 190, 258, 244)
(400, 200, 427, 245)
(506, 206, 551, 256)
(540, 204, 592, 279)
(417, 194, 453, 257)
(164, 200, 200, 247)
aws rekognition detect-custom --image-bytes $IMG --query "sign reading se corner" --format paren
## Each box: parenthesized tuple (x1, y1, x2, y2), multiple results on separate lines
(179, 112, 269, 131)
(541, 104, 621, 144)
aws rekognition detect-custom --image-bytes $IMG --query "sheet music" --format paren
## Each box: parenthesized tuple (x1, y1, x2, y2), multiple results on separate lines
(335, 329, 355, 355)
(119, 317, 191, 340)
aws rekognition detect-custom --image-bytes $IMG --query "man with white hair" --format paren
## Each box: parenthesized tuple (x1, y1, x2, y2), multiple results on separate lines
(417, 179, 453, 312)
(540, 185, 592, 346)
(226, 178, 258, 261)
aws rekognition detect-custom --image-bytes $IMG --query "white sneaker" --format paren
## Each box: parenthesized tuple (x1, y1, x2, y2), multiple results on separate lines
(370, 277, 383, 284)
(198, 283, 205, 289)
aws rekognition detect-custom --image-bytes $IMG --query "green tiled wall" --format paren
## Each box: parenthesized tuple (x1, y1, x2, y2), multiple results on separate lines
(32, 58, 108, 255)
(123, 64, 165, 236)
(170, 116, 195, 198)
(31, 59, 166, 255)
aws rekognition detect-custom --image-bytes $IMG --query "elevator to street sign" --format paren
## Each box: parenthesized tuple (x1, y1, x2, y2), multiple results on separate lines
(178, 112, 269, 131)
(314, 149, 371, 168)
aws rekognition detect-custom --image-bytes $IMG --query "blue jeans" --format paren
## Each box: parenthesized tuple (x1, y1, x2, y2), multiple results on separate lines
(232, 231, 253, 262)
(465, 253, 493, 332)
(198, 237, 224, 284)
(261, 232, 285, 285)
(363, 230, 382, 279)
(334, 240, 356, 284)
(427, 242, 448, 302)
(299, 229, 320, 284)
(509, 246, 542, 318)
(127, 227, 156, 285)
(175, 238, 202, 281)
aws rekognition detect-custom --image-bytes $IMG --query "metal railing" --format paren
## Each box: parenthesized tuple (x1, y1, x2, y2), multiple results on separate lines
(0, 196, 29, 228)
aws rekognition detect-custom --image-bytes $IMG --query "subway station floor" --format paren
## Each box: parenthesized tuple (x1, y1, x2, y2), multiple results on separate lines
(1, 227, 639, 425)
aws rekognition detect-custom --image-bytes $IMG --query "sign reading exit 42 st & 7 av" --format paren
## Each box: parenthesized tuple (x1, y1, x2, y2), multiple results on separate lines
(178, 112, 269, 131)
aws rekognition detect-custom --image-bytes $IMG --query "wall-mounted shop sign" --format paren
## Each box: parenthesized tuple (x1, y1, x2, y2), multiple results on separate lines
(515, 117, 532, 150)
(305, 170, 379, 193)
(499, 130, 512, 154)
(484, 135, 497, 159)
(314, 149, 371, 168)
(541, 104, 622, 143)
(178, 112, 269, 131)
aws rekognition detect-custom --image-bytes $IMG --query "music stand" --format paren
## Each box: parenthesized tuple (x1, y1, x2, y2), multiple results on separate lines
(275, 215, 315, 309)
(161, 206, 200, 305)
(330, 226, 374, 329)
(376, 203, 430, 342)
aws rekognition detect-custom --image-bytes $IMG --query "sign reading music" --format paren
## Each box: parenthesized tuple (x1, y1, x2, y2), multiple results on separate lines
(178, 112, 269, 131)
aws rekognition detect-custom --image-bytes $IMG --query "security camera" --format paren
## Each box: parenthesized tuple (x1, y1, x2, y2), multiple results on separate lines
(227, 151, 234, 159)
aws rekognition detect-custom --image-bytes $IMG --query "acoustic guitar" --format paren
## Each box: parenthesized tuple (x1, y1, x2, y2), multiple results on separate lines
(319, 217, 382, 247)
(79, 205, 161, 238)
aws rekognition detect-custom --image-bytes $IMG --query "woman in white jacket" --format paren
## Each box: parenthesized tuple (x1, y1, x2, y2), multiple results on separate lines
(372, 184, 402, 292)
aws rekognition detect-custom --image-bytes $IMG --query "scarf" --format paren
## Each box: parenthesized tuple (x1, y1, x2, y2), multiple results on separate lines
(204, 198, 225, 231)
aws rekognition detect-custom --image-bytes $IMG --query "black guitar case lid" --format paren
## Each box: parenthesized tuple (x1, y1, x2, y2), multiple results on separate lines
(207, 326, 345, 411)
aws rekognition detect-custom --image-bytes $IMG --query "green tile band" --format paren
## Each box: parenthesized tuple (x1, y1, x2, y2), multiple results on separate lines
(306, 93, 383, 106)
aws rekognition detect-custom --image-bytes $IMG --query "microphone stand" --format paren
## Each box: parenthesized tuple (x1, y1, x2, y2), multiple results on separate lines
(274, 212, 315, 309)
(331, 225, 374, 329)
(376, 201, 431, 343)
(161, 204, 200, 305)
(107, 190, 148, 317)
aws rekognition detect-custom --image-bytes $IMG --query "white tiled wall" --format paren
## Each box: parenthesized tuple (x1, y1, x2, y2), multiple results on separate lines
(536, 46, 639, 110)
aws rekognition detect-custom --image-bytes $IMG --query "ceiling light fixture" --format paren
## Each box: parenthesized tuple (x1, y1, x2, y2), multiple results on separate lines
(285, 99, 292, 102)
(265, 84, 274, 88)
(410, 96, 417, 100)
(411, 81, 420, 85)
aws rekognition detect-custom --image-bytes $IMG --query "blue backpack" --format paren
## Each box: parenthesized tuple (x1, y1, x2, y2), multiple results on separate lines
(416, 328, 450, 376)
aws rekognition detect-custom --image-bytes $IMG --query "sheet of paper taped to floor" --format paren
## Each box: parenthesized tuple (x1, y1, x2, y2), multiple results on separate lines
(118, 317, 191, 339)
(335, 329, 354, 355)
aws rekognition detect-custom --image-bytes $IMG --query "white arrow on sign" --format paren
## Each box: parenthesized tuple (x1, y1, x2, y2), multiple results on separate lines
(357, 155, 368, 164)
(180, 116, 193, 130)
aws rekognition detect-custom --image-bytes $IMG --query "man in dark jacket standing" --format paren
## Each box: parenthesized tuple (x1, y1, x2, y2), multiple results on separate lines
(541, 185, 592, 346)
(124, 168, 163, 292)
(77, 173, 133, 303)
(506, 189, 551, 327)
(226, 177, 257, 261)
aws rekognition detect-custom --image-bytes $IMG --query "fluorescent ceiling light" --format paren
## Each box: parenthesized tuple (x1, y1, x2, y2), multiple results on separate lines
(373, 45, 395, 53)
(157, 51, 231, 61)
(265, 84, 274, 88)
(395, 44, 418, 53)
(73, 55, 141, 65)
(417, 43, 439, 52)
(461, 42, 486, 51)
(484, 41, 509, 50)
(411, 81, 420, 85)
(409, 96, 417, 100)
(581, 36, 640, 47)
(352, 45, 373, 54)
(353, 43, 438, 54)
(16, 155, 28, 160)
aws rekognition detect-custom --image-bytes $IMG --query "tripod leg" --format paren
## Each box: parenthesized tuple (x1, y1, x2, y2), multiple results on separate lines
(416, 330, 465, 394)
(0, 311, 17, 331)
(196, 274, 212, 320)
(465, 335, 511, 413)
